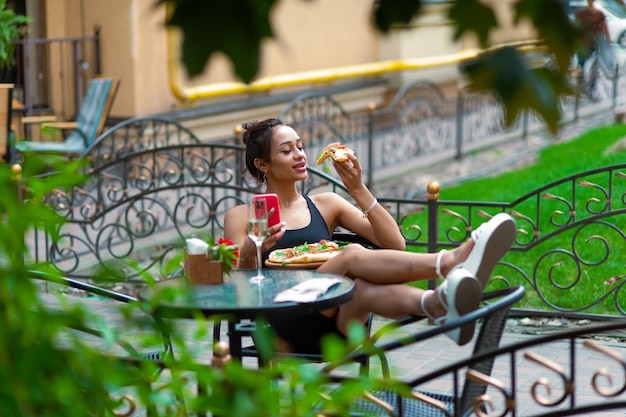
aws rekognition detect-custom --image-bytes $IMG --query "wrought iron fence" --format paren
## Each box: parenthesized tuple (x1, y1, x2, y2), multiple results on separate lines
(18, 46, 626, 320)
(278, 53, 626, 189)
(339, 318, 626, 416)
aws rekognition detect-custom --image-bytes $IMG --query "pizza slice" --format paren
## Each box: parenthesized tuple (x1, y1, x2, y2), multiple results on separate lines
(268, 239, 341, 265)
(316, 142, 355, 165)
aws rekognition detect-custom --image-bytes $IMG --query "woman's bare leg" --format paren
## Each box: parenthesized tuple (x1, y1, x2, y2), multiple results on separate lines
(321, 212, 517, 287)
(317, 242, 473, 285)
(333, 279, 446, 334)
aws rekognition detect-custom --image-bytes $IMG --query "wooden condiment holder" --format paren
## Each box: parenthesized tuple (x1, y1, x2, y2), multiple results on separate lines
(184, 252, 224, 285)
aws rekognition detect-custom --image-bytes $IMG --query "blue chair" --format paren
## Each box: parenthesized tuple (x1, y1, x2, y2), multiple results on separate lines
(12, 77, 119, 160)
(336, 286, 526, 417)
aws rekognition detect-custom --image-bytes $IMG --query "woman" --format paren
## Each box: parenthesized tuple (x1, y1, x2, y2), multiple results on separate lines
(224, 118, 516, 352)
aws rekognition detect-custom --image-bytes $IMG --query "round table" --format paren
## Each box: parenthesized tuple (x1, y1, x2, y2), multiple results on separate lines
(138, 269, 355, 359)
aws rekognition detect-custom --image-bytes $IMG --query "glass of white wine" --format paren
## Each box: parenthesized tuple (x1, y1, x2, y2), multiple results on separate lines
(247, 197, 269, 282)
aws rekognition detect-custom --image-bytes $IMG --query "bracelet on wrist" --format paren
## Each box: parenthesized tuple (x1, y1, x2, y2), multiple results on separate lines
(362, 198, 378, 218)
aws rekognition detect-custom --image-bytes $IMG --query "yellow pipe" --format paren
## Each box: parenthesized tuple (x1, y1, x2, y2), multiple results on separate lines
(167, 27, 483, 103)
(166, 3, 544, 103)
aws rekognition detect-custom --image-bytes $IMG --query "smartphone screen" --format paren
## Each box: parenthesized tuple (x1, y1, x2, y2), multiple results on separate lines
(253, 193, 281, 228)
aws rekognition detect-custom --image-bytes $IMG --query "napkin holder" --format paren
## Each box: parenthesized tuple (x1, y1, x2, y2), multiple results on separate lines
(184, 251, 223, 285)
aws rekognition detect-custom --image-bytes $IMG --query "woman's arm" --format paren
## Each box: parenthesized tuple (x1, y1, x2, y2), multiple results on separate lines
(318, 192, 405, 250)
(319, 154, 405, 250)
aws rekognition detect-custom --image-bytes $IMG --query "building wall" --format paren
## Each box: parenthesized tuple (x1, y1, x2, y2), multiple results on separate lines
(90, 0, 137, 117)
(378, 2, 463, 90)
(43, 0, 72, 119)
(36, 0, 537, 136)
(484, 0, 537, 44)
(167, 0, 382, 112)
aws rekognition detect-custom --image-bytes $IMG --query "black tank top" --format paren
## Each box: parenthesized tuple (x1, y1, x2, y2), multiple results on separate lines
(263, 195, 340, 353)
(261, 195, 331, 264)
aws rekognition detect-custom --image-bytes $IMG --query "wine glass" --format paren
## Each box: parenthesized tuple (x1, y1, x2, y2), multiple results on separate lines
(247, 197, 269, 282)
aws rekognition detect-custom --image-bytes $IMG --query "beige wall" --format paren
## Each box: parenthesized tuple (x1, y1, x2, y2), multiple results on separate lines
(44, 0, 72, 119)
(42, 0, 381, 118)
(37, 0, 537, 128)
(174, 0, 381, 107)
(179, 0, 378, 85)
(43, 0, 167, 118)
(132, 1, 170, 116)
(263, 0, 379, 77)
(458, 0, 537, 49)
(88, 0, 135, 117)
(484, 0, 537, 44)
(378, 2, 463, 89)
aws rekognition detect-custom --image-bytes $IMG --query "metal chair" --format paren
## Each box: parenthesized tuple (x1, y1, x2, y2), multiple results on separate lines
(12, 77, 120, 160)
(328, 286, 526, 417)
(28, 269, 183, 416)
(29, 269, 173, 360)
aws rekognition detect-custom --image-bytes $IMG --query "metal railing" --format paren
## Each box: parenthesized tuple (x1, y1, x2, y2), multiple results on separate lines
(10, 27, 102, 118)
(274, 58, 626, 190)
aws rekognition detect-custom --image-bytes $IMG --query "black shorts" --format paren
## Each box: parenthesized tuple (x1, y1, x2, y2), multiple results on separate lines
(268, 312, 346, 355)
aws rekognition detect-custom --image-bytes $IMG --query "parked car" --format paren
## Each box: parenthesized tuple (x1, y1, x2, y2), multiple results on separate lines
(570, 0, 626, 47)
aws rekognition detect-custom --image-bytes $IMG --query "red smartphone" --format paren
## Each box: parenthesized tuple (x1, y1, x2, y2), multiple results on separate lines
(253, 193, 281, 228)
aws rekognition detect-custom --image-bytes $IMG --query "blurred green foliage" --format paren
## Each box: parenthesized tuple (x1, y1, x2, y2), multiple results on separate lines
(0, 0, 29, 68)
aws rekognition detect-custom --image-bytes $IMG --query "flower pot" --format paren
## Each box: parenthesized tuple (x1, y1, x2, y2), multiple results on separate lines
(184, 254, 224, 285)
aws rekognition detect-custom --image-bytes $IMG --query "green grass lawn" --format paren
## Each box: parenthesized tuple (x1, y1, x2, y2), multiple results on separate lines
(441, 124, 626, 201)
(424, 124, 626, 314)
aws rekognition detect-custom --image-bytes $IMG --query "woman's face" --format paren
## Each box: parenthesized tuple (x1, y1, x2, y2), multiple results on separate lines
(266, 125, 308, 182)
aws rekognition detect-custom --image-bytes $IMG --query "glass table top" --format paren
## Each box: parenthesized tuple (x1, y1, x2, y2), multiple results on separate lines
(138, 269, 354, 319)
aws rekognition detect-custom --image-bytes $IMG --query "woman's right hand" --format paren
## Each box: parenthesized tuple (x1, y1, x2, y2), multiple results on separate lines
(238, 221, 285, 269)
(263, 221, 286, 251)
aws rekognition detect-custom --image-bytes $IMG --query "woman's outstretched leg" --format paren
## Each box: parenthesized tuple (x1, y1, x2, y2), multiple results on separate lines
(319, 213, 516, 288)
(335, 273, 482, 345)
(334, 279, 433, 328)
(318, 244, 463, 284)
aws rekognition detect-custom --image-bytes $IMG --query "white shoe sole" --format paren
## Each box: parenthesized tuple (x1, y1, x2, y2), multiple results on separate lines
(458, 213, 516, 289)
(439, 269, 482, 346)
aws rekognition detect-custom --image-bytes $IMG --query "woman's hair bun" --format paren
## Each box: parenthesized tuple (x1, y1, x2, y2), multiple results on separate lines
(241, 120, 258, 145)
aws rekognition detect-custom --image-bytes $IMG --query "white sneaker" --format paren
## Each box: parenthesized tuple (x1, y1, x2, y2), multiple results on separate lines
(422, 268, 482, 346)
(454, 213, 516, 289)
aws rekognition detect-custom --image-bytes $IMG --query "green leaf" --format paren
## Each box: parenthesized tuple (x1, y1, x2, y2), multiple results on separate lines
(374, 0, 423, 32)
(514, 0, 580, 73)
(448, 0, 498, 47)
(0, 0, 30, 68)
(461, 47, 574, 134)
(320, 333, 350, 363)
(251, 317, 276, 363)
(163, 0, 276, 82)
